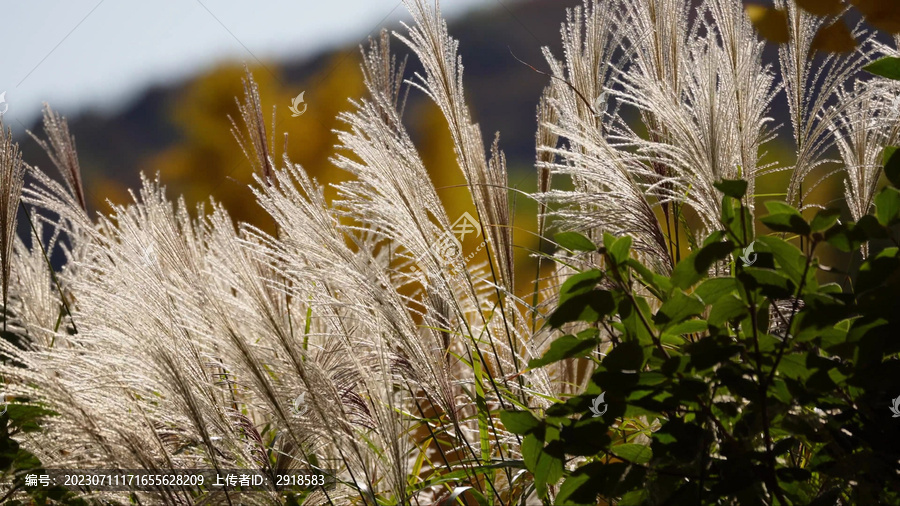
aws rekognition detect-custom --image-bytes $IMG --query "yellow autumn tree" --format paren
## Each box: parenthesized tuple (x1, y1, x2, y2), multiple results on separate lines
(140, 57, 365, 233)
(747, 0, 900, 52)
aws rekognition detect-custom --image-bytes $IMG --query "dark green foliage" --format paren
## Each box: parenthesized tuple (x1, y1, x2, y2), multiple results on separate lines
(0, 317, 89, 505)
(884, 146, 900, 187)
(506, 178, 900, 504)
(554, 232, 598, 253)
(0, 407, 87, 505)
(864, 56, 900, 81)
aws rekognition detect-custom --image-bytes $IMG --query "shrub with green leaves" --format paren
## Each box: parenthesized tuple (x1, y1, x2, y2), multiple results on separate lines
(503, 171, 900, 505)
(0, 403, 86, 505)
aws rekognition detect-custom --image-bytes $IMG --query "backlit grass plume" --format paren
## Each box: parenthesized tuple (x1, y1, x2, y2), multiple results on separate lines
(28, 104, 87, 213)
(0, 123, 25, 332)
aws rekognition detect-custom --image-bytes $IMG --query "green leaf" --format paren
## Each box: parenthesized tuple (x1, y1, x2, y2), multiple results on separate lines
(528, 332, 600, 368)
(610, 443, 652, 464)
(739, 268, 796, 300)
(560, 417, 612, 456)
(809, 208, 841, 233)
(617, 297, 657, 347)
(650, 418, 706, 462)
(776, 467, 812, 483)
(825, 217, 867, 252)
(627, 258, 673, 297)
(757, 236, 809, 287)
(694, 277, 738, 305)
(603, 341, 645, 371)
(499, 410, 542, 435)
(472, 356, 491, 467)
(875, 187, 900, 226)
(618, 489, 651, 506)
(714, 179, 749, 199)
(708, 294, 749, 326)
(662, 319, 708, 338)
(686, 334, 743, 370)
(772, 437, 799, 458)
(761, 201, 810, 236)
(555, 462, 642, 504)
(885, 146, 900, 187)
(856, 246, 900, 295)
(608, 235, 633, 264)
(671, 234, 733, 289)
(855, 214, 891, 241)
(445, 487, 489, 506)
(721, 196, 754, 247)
(3, 404, 56, 433)
(558, 269, 603, 305)
(555, 466, 600, 506)
(555, 231, 596, 252)
(548, 290, 616, 328)
(777, 353, 813, 380)
(654, 290, 705, 330)
(864, 56, 900, 80)
(522, 433, 563, 499)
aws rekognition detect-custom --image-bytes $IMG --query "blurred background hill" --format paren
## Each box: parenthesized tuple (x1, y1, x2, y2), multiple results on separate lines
(16, 0, 579, 231)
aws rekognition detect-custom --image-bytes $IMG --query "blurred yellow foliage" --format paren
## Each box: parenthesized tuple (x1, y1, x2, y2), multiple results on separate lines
(746, 0, 900, 52)
(141, 56, 366, 233)
(131, 56, 544, 298)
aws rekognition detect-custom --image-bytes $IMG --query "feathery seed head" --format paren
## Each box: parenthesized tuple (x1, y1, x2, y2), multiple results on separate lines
(29, 104, 87, 212)
(0, 123, 25, 315)
(230, 66, 276, 186)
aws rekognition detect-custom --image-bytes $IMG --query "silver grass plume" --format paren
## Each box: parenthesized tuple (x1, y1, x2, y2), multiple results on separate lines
(252, 25, 551, 498)
(776, 0, 875, 210)
(829, 79, 900, 257)
(250, 165, 441, 501)
(535, 88, 558, 237)
(329, 27, 515, 419)
(396, 0, 514, 292)
(0, 123, 25, 329)
(704, 0, 781, 215)
(2, 3, 545, 503)
(538, 0, 673, 272)
(11, 218, 66, 343)
(28, 104, 87, 213)
(230, 66, 276, 186)
(394, 1, 536, 410)
(610, 0, 778, 235)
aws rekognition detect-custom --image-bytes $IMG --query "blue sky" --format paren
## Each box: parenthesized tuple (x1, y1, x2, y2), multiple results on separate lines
(2, 0, 495, 130)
